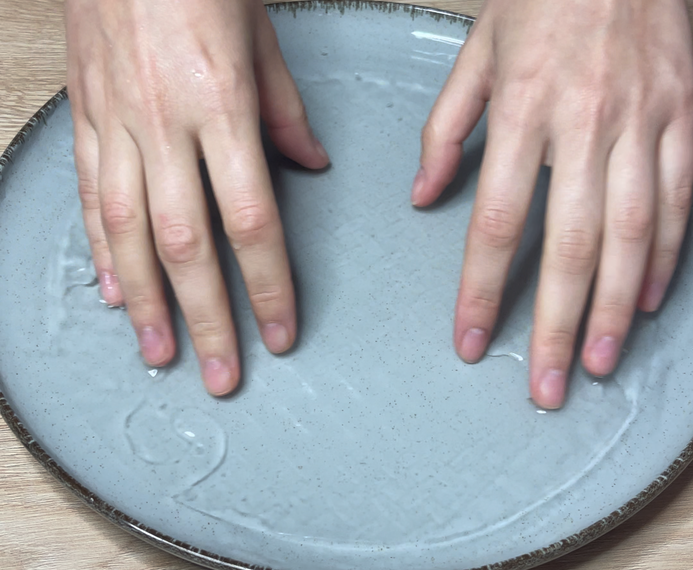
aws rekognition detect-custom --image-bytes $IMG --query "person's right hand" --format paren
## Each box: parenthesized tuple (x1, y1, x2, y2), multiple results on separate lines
(65, 0, 329, 395)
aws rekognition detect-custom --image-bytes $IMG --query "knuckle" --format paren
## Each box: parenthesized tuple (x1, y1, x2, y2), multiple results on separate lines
(463, 288, 501, 316)
(612, 201, 653, 244)
(77, 177, 100, 211)
(551, 226, 600, 275)
(188, 319, 228, 341)
(284, 99, 309, 129)
(265, 92, 306, 130)
(629, 87, 649, 116)
(594, 295, 632, 327)
(561, 78, 619, 134)
(139, 88, 171, 129)
(494, 79, 544, 130)
(654, 242, 680, 268)
(573, 92, 612, 132)
(538, 328, 575, 353)
(90, 234, 111, 257)
(473, 201, 520, 250)
(129, 62, 174, 129)
(200, 67, 257, 122)
(225, 202, 274, 248)
(156, 220, 204, 265)
(421, 120, 442, 149)
(249, 286, 285, 314)
(663, 183, 692, 220)
(101, 194, 139, 236)
(123, 293, 156, 315)
(502, 70, 544, 98)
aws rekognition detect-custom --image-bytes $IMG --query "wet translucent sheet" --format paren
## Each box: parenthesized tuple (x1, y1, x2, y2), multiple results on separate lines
(1, 4, 693, 570)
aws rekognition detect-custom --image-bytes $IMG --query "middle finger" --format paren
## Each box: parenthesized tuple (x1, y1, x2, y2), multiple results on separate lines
(455, 98, 545, 363)
(143, 134, 240, 396)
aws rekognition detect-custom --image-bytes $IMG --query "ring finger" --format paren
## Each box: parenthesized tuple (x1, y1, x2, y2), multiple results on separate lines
(98, 126, 175, 367)
(582, 130, 656, 376)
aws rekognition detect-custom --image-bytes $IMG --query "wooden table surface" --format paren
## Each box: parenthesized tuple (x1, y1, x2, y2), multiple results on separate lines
(3, 1, 693, 568)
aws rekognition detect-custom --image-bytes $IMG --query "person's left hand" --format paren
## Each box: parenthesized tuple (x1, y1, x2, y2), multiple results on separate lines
(412, 0, 693, 408)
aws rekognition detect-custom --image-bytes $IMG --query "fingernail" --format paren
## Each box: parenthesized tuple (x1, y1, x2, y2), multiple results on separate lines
(588, 336, 620, 376)
(100, 271, 122, 306)
(411, 167, 426, 206)
(459, 327, 488, 363)
(203, 357, 237, 396)
(138, 326, 166, 366)
(639, 280, 665, 312)
(535, 369, 566, 409)
(314, 137, 329, 163)
(263, 322, 291, 353)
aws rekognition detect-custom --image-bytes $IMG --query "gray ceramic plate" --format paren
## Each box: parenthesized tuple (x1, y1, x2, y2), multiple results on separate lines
(2, 2, 693, 569)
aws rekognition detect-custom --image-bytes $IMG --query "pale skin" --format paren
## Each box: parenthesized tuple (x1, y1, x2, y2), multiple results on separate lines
(66, 0, 329, 396)
(67, 0, 693, 408)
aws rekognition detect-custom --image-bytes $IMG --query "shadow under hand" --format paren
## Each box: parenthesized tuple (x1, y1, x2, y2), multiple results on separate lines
(261, 136, 333, 356)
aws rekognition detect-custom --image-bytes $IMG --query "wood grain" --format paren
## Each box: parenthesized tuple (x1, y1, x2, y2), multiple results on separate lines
(1, 1, 693, 569)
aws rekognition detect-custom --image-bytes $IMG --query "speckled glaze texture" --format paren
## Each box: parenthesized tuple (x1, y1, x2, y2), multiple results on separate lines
(2, 3, 693, 570)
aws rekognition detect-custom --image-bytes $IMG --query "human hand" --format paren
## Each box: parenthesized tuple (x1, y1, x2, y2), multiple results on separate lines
(66, 0, 329, 395)
(413, 0, 693, 408)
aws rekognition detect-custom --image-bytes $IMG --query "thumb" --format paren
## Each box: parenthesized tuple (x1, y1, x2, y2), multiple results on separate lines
(253, 6, 330, 170)
(412, 26, 492, 207)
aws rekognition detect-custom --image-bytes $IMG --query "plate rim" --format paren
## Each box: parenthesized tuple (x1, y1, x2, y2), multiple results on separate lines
(1, 2, 692, 569)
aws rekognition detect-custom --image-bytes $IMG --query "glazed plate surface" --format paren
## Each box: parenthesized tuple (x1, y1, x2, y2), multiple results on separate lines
(2, 3, 693, 570)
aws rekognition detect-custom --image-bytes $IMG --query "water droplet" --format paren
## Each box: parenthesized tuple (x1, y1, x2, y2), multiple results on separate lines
(487, 352, 524, 362)
(124, 403, 227, 491)
(124, 402, 188, 464)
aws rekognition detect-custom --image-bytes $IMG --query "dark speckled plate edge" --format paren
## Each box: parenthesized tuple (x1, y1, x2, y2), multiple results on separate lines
(1, 3, 692, 570)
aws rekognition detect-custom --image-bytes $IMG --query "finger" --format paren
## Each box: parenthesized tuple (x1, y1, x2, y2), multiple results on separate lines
(200, 93, 296, 356)
(72, 112, 123, 306)
(412, 29, 492, 207)
(582, 132, 656, 376)
(142, 135, 240, 396)
(530, 143, 605, 409)
(98, 127, 175, 367)
(254, 5, 329, 169)
(638, 118, 693, 312)
(454, 100, 545, 363)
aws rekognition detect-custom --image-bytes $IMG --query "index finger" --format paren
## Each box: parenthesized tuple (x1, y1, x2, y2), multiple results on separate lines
(455, 95, 545, 362)
(200, 97, 296, 355)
